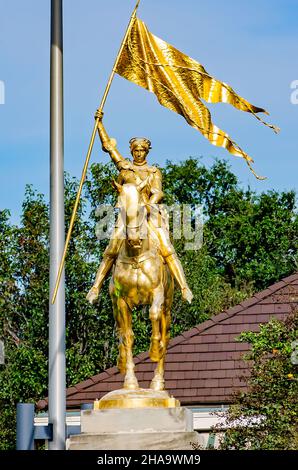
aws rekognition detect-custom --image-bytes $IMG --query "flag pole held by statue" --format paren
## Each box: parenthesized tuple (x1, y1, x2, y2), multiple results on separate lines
(51, 0, 141, 304)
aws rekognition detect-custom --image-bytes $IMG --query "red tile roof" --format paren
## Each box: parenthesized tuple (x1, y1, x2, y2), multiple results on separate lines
(38, 273, 298, 409)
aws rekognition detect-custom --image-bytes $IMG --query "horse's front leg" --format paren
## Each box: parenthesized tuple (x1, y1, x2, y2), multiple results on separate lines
(150, 275, 174, 391)
(150, 304, 169, 391)
(115, 297, 139, 390)
(149, 287, 164, 363)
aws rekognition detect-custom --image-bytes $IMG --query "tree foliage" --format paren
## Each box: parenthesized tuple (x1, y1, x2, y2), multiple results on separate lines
(216, 310, 298, 450)
(0, 158, 297, 448)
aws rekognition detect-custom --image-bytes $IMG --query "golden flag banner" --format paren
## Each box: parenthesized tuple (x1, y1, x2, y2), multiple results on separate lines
(115, 18, 279, 179)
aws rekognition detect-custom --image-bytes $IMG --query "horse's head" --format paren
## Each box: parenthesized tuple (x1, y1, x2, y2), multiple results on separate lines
(113, 181, 148, 249)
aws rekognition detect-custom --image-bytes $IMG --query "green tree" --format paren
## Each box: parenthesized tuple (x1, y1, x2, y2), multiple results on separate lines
(0, 192, 49, 450)
(163, 158, 298, 290)
(216, 310, 298, 450)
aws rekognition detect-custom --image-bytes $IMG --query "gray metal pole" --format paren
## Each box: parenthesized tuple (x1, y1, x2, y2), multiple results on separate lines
(16, 403, 35, 450)
(49, 0, 66, 450)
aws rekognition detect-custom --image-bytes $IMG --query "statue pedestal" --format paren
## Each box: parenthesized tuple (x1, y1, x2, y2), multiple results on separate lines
(94, 387, 180, 409)
(67, 389, 202, 450)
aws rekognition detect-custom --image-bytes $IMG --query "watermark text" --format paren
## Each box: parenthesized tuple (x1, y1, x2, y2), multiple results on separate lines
(291, 340, 298, 365)
(0, 340, 4, 364)
(0, 80, 5, 105)
(290, 80, 298, 104)
(95, 204, 203, 251)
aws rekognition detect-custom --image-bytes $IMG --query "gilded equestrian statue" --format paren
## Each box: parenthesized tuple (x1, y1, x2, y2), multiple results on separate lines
(87, 111, 192, 391)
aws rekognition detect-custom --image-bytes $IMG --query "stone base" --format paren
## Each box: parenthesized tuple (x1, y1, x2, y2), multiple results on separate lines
(67, 406, 202, 450)
(81, 407, 193, 434)
(67, 431, 201, 450)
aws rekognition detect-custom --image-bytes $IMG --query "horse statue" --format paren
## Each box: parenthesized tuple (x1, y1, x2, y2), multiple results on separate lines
(86, 116, 192, 399)
(108, 181, 174, 392)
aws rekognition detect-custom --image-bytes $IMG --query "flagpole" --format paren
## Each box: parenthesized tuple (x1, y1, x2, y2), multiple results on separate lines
(49, 0, 66, 450)
(51, 0, 141, 304)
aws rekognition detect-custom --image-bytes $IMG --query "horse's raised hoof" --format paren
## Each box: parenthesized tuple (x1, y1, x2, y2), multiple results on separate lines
(149, 336, 162, 362)
(150, 375, 165, 391)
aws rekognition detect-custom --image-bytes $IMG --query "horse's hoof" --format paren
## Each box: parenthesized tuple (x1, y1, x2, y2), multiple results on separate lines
(150, 377, 165, 391)
(124, 378, 139, 390)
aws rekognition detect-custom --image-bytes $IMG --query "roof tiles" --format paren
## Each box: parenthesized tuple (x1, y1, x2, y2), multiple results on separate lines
(37, 273, 298, 409)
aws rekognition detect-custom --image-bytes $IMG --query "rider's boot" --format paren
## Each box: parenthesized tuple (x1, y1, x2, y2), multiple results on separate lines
(86, 231, 123, 304)
(165, 253, 193, 303)
(86, 255, 115, 303)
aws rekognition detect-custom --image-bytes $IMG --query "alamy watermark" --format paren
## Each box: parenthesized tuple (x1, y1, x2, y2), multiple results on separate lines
(290, 80, 298, 104)
(95, 203, 203, 251)
(0, 80, 5, 105)
(0, 340, 4, 365)
(291, 340, 298, 365)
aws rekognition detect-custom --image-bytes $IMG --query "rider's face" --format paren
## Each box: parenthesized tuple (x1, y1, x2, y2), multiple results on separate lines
(132, 145, 147, 164)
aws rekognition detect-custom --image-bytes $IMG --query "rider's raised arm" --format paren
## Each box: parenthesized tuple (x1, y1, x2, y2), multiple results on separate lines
(96, 112, 126, 171)
(149, 168, 164, 204)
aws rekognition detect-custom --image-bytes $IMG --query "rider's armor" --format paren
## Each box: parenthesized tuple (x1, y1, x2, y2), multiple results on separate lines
(90, 120, 192, 298)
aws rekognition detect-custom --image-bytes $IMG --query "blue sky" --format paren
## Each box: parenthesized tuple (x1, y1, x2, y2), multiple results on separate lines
(0, 0, 297, 224)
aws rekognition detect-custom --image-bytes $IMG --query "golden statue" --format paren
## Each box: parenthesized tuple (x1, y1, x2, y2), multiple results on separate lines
(50, 0, 277, 411)
(87, 110, 192, 393)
